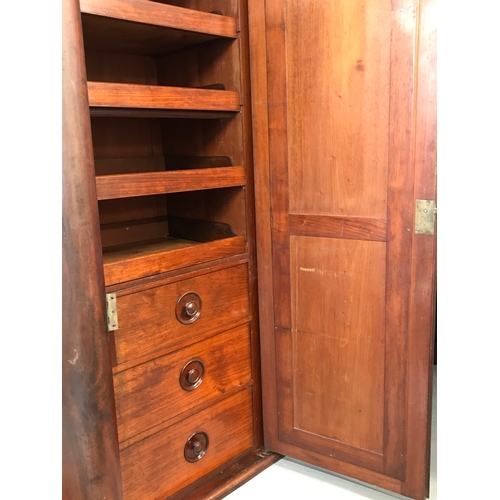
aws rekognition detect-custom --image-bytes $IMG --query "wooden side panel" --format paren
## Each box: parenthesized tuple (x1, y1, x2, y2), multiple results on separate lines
(161, 116, 245, 172)
(165, 187, 248, 238)
(95, 156, 166, 174)
(286, 0, 390, 218)
(62, 0, 123, 498)
(92, 116, 167, 229)
(85, 50, 158, 84)
(100, 217, 169, 248)
(156, 38, 242, 92)
(290, 237, 386, 454)
(91, 117, 162, 160)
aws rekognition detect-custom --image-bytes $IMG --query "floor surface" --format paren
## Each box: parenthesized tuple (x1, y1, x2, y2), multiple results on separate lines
(226, 366, 437, 500)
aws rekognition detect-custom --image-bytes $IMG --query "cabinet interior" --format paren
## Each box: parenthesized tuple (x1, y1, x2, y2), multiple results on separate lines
(82, 4, 248, 286)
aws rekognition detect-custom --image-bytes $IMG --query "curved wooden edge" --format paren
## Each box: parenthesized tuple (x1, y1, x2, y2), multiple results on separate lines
(200, 452, 283, 500)
(62, 0, 123, 498)
(168, 451, 283, 500)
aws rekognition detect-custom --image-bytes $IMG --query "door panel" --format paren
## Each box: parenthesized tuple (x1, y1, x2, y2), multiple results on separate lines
(267, 0, 413, 480)
(248, 0, 436, 498)
(285, 0, 390, 218)
(290, 237, 386, 455)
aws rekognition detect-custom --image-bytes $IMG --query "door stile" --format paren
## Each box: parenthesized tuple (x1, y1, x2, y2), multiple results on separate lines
(265, 0, 292, 332)
(383, 0, 420, 479)
(263, 0, 293, 450)
(401, 0, 437, 495)
(247, 0, 281, 451)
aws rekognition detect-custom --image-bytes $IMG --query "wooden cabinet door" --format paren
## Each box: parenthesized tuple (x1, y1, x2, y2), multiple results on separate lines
(249, 0, 436, 499)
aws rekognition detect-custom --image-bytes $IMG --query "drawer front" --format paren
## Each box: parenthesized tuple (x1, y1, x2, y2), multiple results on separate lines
(114, 263, 250, 365)
(120, 388, 254, 500)
(114, 324, 252, 442)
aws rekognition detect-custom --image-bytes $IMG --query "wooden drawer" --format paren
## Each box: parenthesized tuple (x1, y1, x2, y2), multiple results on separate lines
(120, 388, 254, 500)
(114, 323, 252, 443)
(113, 263, 250, 365)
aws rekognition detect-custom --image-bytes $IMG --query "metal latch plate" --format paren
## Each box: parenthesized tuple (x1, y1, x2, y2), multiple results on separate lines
(415, 199, 437, 235)
(106, 293, 118, 331)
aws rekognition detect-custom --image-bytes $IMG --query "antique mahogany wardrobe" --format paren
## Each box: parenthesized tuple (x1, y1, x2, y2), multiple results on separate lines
(62, 0, 436, 499)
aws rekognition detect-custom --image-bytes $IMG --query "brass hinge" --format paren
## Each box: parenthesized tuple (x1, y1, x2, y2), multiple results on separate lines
(415, 199, 437, 235)
(106, 293, 118, 331)
(257, 449, 273, 459)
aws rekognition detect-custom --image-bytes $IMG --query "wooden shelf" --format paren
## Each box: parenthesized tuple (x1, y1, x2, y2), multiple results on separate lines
(80, 0, 237, 56)
(88, 82, 240, 117)
(102, 236, 246, 285)
(96, 167, 245, 200)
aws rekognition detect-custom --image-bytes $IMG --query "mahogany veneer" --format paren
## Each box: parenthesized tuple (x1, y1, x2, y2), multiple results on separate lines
(88, 82, 240, 112)
(96, 167, 245, 200)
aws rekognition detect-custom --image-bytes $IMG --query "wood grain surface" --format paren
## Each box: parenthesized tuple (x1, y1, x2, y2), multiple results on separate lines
(114, 324, 251, 442)
(289, 214, 387, 242)
(120, 389, 254, 500)
(402, 0, 437, 496)
(112, 263, 250, 365)
(80, 0, 237, 38)
(96, 166, 245, 200)
(285, 0, 390, 218)
(290, 237, 386, 455)
(102, 235, 246, 285)
(88, 82, 240, 111)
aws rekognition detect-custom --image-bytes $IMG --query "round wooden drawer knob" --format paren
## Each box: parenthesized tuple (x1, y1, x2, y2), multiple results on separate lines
(180, 359, 204, 391)
(176, 292, 202, 324)
(184, 432, 209, 462)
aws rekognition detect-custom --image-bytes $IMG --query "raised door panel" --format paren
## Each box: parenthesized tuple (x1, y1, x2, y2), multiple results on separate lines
(289, 237, 386, 459)
(286, 0, 390, 218)
(250, 0, 436, 499)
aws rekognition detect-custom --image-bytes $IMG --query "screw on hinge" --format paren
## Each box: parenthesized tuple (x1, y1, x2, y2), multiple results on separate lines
(106, 293, 118, 331)
(257, 449, 273, 458)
